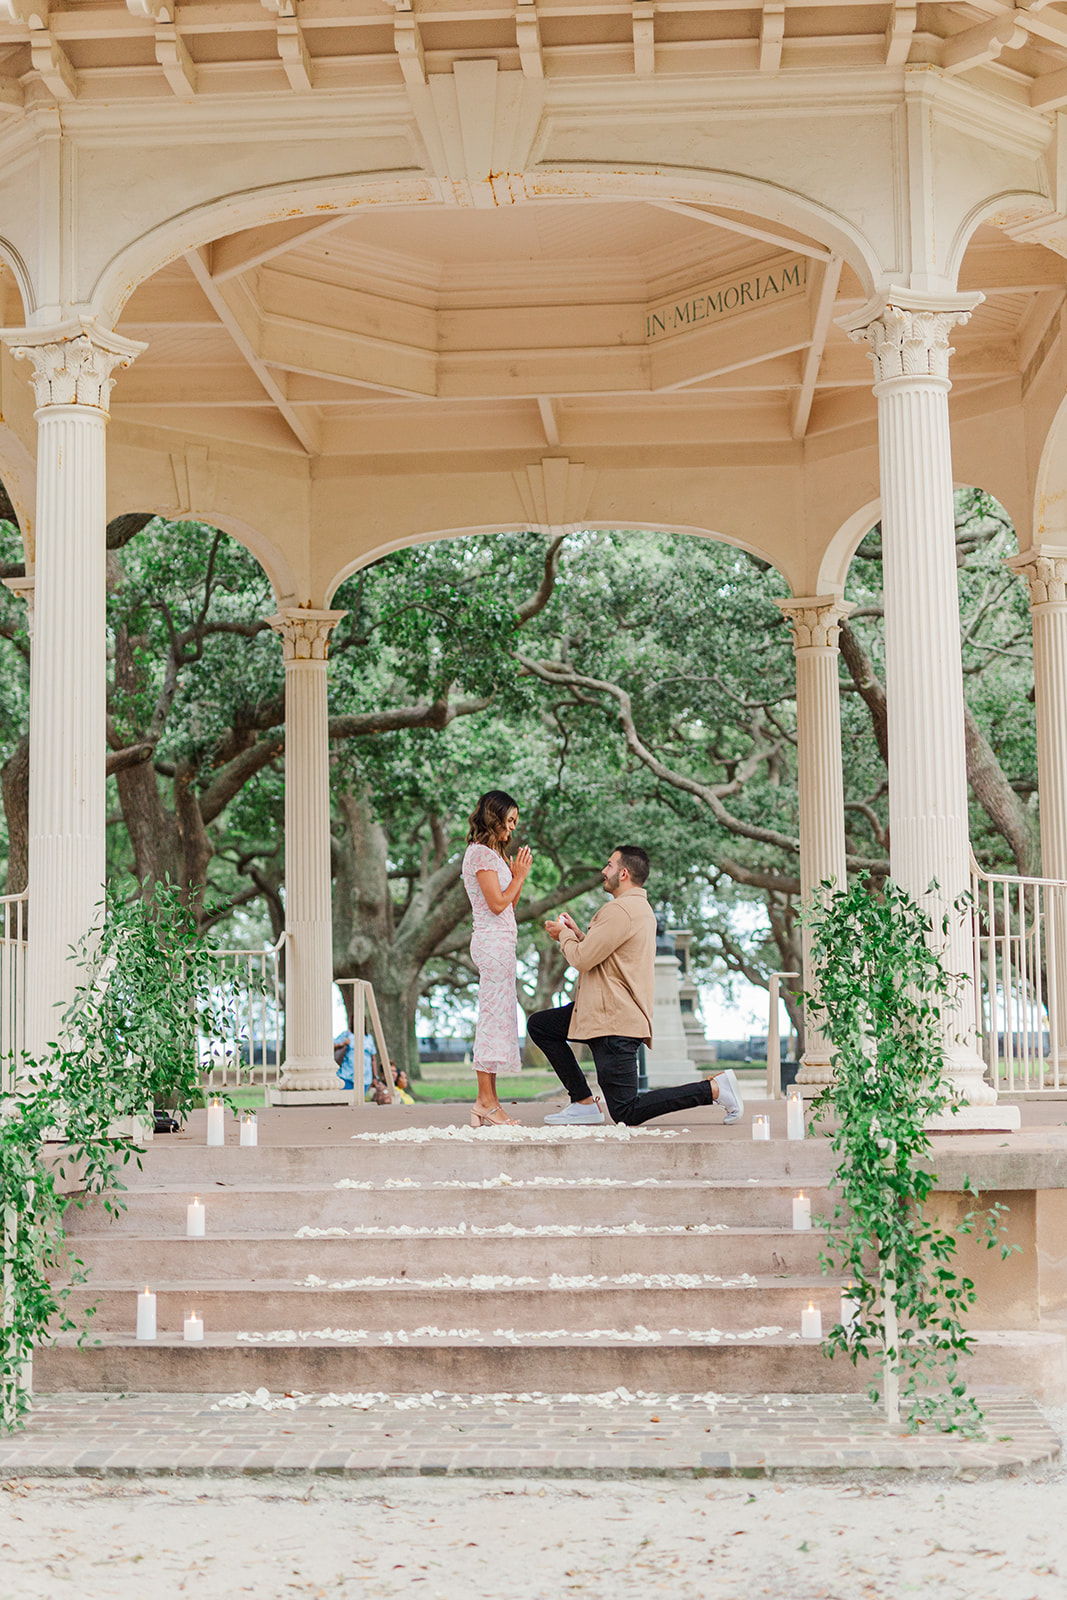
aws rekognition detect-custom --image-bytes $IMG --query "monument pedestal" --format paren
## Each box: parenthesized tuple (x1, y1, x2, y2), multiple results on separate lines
(643, 955, 700, 1086)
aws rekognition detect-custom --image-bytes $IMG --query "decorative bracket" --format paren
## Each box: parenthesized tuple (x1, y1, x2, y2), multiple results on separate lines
(632, 0, 654, 76)
(261, 0, 314, 92)
(515, 0, 543, 79)
(0, 0, 48, 25)
(385, 0, 427, 88)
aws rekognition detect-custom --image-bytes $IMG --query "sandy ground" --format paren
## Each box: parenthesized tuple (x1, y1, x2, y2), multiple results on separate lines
(2, 1465, 1067, 1600)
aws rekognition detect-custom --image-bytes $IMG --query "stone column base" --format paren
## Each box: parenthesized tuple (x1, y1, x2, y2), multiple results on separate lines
(268, 1085, 355, 1106)
(926, 1104, 1022, 1132)
(268, 1055, 353, 1106)
(794, 1051, 834, 1094)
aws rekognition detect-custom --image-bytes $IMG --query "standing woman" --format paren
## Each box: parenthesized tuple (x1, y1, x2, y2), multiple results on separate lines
(462, 790, 532, 1127)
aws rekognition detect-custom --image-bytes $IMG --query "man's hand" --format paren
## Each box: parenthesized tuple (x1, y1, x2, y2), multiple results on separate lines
(559, 911, 583, 940)
(544, 917, 564, 943)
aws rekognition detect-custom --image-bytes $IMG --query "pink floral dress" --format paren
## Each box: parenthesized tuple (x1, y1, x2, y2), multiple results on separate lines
(462, 842, 522, 1075)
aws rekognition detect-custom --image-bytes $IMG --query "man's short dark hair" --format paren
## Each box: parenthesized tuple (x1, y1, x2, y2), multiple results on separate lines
(615, 846, 650, 886)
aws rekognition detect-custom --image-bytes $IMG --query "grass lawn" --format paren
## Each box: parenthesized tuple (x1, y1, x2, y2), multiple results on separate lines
(190, 1075, 561, 1110)
(409, 1074, 558, 1103)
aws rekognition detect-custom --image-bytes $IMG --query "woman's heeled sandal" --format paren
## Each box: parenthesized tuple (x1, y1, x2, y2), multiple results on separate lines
(470, 1106, 520, 1128)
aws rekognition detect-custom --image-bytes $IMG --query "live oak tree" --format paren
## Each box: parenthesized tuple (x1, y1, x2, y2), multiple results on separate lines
(0, 487, 1040, 1069)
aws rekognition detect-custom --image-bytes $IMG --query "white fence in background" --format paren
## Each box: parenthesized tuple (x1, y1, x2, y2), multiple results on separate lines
(200, 931, 286, 1091)
(0, 892, 27, 1095)
(969, 856, 1067, 1093)
(335, 977, 394, 1105)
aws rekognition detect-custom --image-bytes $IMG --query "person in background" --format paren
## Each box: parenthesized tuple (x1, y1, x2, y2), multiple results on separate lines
(334, 1027, 355, 1090)
(393, 1066, 415, 1105)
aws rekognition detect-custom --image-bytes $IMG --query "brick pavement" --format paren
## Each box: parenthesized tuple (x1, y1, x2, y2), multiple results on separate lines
(0, 1388, 1058, 1477)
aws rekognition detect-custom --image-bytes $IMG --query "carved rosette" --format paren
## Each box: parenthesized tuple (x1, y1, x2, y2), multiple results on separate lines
(776, 595, 852, 651)
(10, 333, 138, 413)
(267, 608, 346, 662)
(1007, 549, 1067, 610)
(849, 304, 973, 385)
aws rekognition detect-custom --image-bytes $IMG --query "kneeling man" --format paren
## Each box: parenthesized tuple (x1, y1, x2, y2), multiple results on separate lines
(529, 845, 744, 1127)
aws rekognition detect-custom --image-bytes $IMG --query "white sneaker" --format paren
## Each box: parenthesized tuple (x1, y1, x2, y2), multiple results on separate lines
(715, 1069, 744, 1126)
(544, 1099, 604, 1125)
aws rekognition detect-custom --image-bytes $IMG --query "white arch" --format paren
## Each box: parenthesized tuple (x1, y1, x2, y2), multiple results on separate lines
(0, 236, 35, 322)
(946, 189, 1062, 289)
(89, 166, 884, 331)
(323, 517, 790, 607)
(818, 480, 1024, 596)
(817, 499, 882, 595)
(107, 500, 300, 605)
(1033, 387, 1067, 547)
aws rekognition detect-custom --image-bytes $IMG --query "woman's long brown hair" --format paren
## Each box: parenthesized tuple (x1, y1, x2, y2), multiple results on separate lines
(467, 790, 519, 857)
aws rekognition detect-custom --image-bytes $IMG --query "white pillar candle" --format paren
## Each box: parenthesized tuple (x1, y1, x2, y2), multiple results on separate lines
(841, 1287, 861, 1334)
(183, 1311, 204, 1343)
(186, 1197, 205, 1237)
(206, 1099, 225, 1146)
(792, 1192, 812, 1231)
(801, 1303, 822, 1340)
(751, 1114, 770, 1141)
(786, 1089, 806, 1141)
(240, 1113, 258, 1147)
(136, 1287, 157, 1341)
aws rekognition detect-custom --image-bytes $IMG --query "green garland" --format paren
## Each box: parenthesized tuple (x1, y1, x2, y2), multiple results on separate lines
(807, 876, 1016, 1434)
(1, 884, 254, 1430)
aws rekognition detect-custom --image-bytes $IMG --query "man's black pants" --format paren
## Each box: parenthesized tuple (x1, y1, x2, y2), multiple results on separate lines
(527, 1002, 715, 1126)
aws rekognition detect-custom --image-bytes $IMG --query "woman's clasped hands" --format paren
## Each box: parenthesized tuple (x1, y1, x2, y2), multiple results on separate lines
(509, 845, 533, 886)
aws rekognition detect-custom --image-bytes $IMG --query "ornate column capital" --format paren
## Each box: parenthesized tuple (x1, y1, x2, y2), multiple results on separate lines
(1, 318, 145, 414)
(1006, 547, 1067, 609)
(840, 290, 983, 385)
(3, 573, 34, 639)
(776, 594, 852, 651)
(267, 607, 347, 661)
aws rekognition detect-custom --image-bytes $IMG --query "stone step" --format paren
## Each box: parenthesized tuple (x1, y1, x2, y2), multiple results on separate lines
(62, 1182, 837, 1235)
(57, 1274, 848, 1334)
(65, 1227, 835, 1281)
(127, 1137, 834, 1186)
(34, 1329, 1066, 1400)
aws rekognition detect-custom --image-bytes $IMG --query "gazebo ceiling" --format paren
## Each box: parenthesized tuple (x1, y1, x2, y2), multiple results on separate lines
(3, 1, 1067, 110)
(107, 202, 1067, 461)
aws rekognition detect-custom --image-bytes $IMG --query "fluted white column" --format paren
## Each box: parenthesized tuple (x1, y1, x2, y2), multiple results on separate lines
(848, 295, 1017, 1127)
(777, 596, 851, 1088)
(1006, 547, 1067, 1054)
(2, 323, 143, 1057)
(267, 608, 346, 1099)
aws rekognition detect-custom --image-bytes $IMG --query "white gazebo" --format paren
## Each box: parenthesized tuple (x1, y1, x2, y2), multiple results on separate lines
(2, 0, 1067, 1125)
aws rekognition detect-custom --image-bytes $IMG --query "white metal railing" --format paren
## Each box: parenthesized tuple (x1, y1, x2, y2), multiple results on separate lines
(766, 971, 800, 1100)
(0, 892, 27, 1095)
(200, 931, 285, 1092)
(335, 977, 394, 1106)
(969, 855, 1067, 1092)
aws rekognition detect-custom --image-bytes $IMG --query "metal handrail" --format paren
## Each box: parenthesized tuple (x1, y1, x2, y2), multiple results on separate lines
(200, 929, 286, 1091)
(0, 891, 27, 1094)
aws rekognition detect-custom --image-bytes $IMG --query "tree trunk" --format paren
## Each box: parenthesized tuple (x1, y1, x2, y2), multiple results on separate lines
(2, 733, 28, 897)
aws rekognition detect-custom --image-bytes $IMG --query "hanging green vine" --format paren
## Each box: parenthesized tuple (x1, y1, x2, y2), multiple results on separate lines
(1, 884, 253, 1430)
(807, 875, 1016, 1434)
